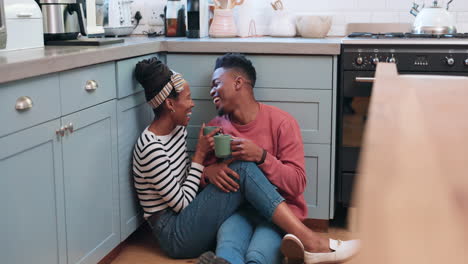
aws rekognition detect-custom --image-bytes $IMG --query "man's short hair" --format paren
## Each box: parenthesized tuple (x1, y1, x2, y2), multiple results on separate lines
(215, 53, 257, 88)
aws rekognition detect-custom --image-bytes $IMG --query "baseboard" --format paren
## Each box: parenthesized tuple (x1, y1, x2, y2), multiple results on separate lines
(303, 218, 329, 233)
(98, 240, 127, 264)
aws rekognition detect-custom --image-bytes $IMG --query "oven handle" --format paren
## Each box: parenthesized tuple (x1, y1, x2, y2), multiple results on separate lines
(355, 77, 375, 83)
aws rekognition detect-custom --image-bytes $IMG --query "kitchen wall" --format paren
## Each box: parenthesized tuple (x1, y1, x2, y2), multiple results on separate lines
(131, 0, 468, 36)
(283, 0, 468, 35)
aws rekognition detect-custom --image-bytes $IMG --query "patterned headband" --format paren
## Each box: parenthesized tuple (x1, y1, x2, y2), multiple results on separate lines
(148, 71, 186, 109)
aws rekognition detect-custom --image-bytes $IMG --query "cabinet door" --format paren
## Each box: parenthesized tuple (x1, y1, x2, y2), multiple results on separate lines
(117, 92, 154, 241)
(303, 144, 331, 220)
(0, 119, 66, 264)
(61, 100, 119, 264)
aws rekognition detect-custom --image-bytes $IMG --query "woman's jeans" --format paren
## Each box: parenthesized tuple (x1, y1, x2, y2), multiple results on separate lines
(149, 161, 285, 259)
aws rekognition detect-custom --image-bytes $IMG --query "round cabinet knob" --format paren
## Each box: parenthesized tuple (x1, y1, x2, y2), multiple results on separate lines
(446, 57, 455, 66)
(372, 57, 379, 65)
(388, 57, 397, 63)
(465, 59, 468, 66)
(85, 80, 98, 92)
(355, 56, 364, 65)
(15, 96, 33, 111)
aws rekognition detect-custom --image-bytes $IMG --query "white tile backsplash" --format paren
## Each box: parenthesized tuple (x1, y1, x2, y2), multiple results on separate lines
(131, 0, 468, 36)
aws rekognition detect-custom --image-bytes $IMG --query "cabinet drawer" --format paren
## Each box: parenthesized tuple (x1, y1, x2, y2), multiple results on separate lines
(167, 54, 333, 90)
(60, 62, 116, 115)
(186, 87, 332, 144)
(116, 54, 160, 99)
(256, 89, 332, 144)
(0, 74, 61, 138)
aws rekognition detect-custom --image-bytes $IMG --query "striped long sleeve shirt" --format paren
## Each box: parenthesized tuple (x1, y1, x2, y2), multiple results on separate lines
(133, 126, 204, 219)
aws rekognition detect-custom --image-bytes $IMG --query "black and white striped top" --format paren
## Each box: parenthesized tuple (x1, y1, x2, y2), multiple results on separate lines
(132, 126, 204, 219)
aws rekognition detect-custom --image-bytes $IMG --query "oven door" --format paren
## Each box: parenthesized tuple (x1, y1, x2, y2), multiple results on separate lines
(341, 71, 374, 173)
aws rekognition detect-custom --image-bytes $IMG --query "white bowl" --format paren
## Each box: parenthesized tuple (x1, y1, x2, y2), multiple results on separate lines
(296, 14, 332, 38)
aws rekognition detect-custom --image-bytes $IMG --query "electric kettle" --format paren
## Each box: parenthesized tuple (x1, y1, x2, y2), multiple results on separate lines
(410, 0, 456, 34)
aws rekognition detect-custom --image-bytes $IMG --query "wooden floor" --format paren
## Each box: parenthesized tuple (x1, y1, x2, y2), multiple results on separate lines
(110, 208, 356, 264)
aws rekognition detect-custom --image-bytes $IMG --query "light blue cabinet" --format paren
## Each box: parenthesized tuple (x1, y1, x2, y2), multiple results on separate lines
(1, 61, 121, 264)
(61, 100, 119, 264)
(117, 91, 154, 241)
(167, 53, 337, 220)
(0, 119, 67, 264)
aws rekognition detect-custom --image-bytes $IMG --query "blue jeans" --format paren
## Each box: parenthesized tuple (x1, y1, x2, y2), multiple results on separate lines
(216, 207, 284, 264)
(149, 161, 285, 259)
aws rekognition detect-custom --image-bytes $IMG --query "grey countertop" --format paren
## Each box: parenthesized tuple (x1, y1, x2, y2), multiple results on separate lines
(0, 36, 342, 84)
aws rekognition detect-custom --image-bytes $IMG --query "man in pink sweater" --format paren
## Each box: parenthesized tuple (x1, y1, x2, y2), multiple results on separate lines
(202, 53, 307, 264)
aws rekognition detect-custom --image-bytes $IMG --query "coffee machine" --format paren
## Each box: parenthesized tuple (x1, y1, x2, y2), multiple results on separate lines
(37, 0, 86, 41)
(0, 0, 6, 49)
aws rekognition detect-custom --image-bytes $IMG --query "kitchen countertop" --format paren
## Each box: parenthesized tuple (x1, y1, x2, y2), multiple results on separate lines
(0, 36, 342, 84)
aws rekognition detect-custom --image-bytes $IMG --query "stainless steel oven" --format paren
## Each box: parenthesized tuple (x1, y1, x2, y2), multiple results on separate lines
(337, 40, 468, 206)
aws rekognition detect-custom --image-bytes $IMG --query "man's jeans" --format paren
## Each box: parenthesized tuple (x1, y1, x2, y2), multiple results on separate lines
(216, 206, 284, 264)
(149, 161, 285, 259)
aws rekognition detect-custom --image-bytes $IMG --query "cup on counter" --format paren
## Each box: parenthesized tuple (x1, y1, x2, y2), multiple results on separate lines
(214, 134, 233, 158)
(203, 126, 220, 135)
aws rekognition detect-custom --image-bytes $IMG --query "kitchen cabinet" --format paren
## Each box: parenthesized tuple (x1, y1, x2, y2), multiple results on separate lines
(0, 119, 67, 264)
(167, 53, 337, 219)
(0, 63, 120, 264)
(117, 92, 154, 241)
(115, 54, 162, 241)
(61, 100, 119, 264)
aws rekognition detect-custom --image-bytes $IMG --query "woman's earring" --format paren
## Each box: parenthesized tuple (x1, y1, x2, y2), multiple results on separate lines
(171, 109, 175, 113)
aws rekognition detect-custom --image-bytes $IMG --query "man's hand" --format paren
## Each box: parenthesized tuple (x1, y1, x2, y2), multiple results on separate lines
(204, 159, 240, 193)
(231, 138, 263, 163)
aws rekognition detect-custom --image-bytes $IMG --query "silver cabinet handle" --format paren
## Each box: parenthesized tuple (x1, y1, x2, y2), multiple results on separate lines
(85, 80, 98, 92)
(355, 77, 375, 83)
(16, 13, 33, 18)
(65, 122, 74, 133)
(56, 126, 66, 137)
(15, 96, 33, 111)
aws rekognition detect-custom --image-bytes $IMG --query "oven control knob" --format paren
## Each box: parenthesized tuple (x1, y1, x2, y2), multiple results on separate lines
(446, 57, 455, 66)
(355, 56, 364, 65)
(372, 57, 379, 65)
(464, 59, 468, 66)
(388, 57, 397, 63)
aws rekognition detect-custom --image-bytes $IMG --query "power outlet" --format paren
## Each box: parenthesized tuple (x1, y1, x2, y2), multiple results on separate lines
(131, 0, 147, 25)
(147, 0, 165, 27)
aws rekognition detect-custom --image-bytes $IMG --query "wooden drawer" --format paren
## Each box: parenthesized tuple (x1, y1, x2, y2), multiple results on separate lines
(116, 54, 160, 99)
(0, 74, 61, 138)
(60, 62, 116, 115)
(166, 54, 333, 90)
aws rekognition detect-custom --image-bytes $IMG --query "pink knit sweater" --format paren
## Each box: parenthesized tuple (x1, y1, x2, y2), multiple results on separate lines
(203, 103, 307, 220)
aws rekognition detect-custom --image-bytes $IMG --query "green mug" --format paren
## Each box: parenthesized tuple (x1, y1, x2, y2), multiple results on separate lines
(214, 134, 233, 158)
(203, 126, 219, 136)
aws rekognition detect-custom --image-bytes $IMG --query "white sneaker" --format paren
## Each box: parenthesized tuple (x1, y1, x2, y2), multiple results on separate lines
(281, 234, 360, 264)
